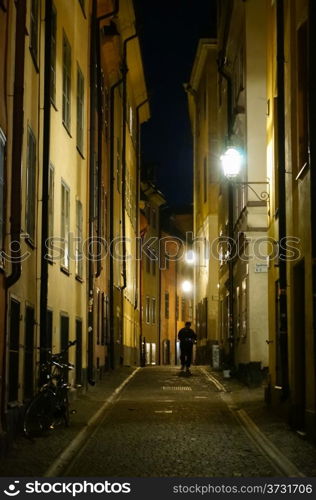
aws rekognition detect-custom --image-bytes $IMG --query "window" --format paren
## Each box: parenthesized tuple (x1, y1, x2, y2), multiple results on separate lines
(50, 5, 57, 103)
(78, 0, 85, 15)
(181, 297, 186, 321)
(61, 182, 70, 271)
(47, 164, 54, 258)
(8, 299, 20, 402)
(26, 127, 36, 242)
(203, 157, 207, 203)
(47, 310, 53, 352)
(152, 257, 156, 276)
(30, 0, 39, 65)
(77, 65, 84, 153)
(60, 315, 69, 381)
(76, 200, 83, 278)
(116, 137, 121, 192)
(176, 295, 179, 320)
(146, 254, 151, 274)
(151, 298, 156, 324)
(76, 319, 83, 385)
(0, 129, 6, 254)
(94, 153, 99, 220)
(146, 296, 150, 324)
(165, 292, 169, 319)
(62, 32, 71, 131)
(241, 277, 248, 339)
(297, 21, 309, 175)
(152, 208, 156, 229)
(129, 105, 133, 136)
(24, 306, 35, 400)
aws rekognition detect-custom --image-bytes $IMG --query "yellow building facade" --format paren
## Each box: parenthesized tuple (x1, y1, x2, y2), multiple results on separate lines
(266, 0, 316, 439)
(187, 39, 220, 364)
(0, 0, 149, 447)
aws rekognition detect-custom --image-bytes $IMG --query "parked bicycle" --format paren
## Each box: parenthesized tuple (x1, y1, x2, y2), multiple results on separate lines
(23, 340, 77, 438)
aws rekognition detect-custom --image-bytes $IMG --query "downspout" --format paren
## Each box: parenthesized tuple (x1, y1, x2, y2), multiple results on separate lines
(2, 0, 26, 433)
(39, 0, 52, 369)
(309, 0, 316, 384)
(217, 8, 235, 367)
(135, 100, 148, 366)
(95, 0, 120, 279)
(135, 99, 149, 309)
(109, 77, 123, 369)
(276, 0, 289, 398)
(88, 0, 97, 385)
(6, 0, 27, 288)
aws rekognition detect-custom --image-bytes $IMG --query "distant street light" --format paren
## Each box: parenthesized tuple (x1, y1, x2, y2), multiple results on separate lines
(182, 280, 193, 293)
(184, 250, 196, 265)
(220, 147, 243, 179)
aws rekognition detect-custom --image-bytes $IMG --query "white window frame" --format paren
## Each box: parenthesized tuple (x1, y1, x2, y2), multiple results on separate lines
(61, 181, 70, 271)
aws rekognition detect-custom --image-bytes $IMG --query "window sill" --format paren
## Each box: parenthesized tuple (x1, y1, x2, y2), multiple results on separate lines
(76, 145, 85, 159)
(60, 266, 70, 276)
(29, 47, 39, 73)
(62, 121, 72, 138)
(25, 236, 36, 250)
(295, 162, 309, 181)
(51, 99, 58, 112)
(75, 275, 84, 283)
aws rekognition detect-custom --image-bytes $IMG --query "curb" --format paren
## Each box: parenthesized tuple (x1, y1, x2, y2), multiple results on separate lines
(44, 367, 140, 477)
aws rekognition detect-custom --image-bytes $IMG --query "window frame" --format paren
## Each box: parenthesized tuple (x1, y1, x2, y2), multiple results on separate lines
(0, 128, 6, 261)
(145, 296, 150, 324)
(165, 292, 169, 319)
(61, 181, 70, 273)
(75, 199, 83, 279)
(76, 63, 84, 154)
(47, 163, 55, 260)
(62, 31, 72, 133)
(29, 0, 39, 68)
(26, 126, 37, 244)
(50, 4, 57, 105)
(151, 298, 156, 324)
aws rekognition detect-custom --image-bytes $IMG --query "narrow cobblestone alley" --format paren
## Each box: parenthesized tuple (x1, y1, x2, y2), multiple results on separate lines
(2, 367, 316, 478)
(60, 367, 316, 477)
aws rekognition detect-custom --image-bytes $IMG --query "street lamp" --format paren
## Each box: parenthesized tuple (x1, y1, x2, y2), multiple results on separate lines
(182, 280, 193, 294)
(220, 147, 243, 179)
(184, 250, 196, 265)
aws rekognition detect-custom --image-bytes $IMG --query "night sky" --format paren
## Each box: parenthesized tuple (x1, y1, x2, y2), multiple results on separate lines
(134, 0, 217, 206)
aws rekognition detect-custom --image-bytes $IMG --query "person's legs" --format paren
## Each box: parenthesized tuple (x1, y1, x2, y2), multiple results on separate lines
(180, 349, 186, 369)
(186, 347, 193, 369)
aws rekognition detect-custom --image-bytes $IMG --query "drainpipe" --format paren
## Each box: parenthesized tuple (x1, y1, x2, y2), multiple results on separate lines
(217, 15, 235, 367)
(88, 0, 97, 385)
(309, 0, 316, 383)
(39, 0, 52, 369)
(135, 100, 148, 366)
(135, 99, 149, 310)
(276, 0, 289, 398)
(95, 0, 120, 279)
(2, 0, 26, 434)
(109, 77, 123, 369)
(6, 0, 27, 289)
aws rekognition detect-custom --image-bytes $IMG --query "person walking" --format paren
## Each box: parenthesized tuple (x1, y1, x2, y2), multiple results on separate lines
(178, 321, 197, 373)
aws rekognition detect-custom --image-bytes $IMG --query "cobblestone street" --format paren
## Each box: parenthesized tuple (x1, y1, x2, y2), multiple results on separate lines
(3, 366, 316, 478)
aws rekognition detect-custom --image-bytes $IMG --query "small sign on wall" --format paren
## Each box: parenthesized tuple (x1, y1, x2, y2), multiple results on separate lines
(255, 263, 268, 273)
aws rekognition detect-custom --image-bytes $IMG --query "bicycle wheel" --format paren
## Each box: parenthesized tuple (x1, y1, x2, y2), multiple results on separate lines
(24, 390, 56, 437)
(55, 386, 70, 427)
